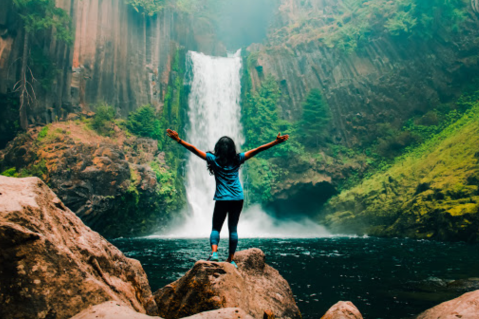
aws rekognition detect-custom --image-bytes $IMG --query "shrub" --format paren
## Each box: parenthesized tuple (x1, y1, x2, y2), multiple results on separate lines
(91, 103, 116, 136)
(126, 105, 162, 140)
(1, 168, 18, 177)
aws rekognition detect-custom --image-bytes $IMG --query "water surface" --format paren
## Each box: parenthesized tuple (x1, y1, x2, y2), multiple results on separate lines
(112, 237, 479, 319)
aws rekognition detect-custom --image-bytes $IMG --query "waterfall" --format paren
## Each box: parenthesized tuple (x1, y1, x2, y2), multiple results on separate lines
(162, 50, 330, 238)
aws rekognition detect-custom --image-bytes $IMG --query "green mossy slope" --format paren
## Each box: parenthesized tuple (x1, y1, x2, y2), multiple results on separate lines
(321, 104, 479, 242)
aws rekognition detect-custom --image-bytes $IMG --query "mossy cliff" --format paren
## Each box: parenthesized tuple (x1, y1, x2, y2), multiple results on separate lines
(0, 119, 186, 238)
(320, 101, 479, 242)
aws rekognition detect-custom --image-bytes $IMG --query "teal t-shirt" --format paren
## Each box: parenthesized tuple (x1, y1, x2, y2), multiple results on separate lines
(206, 152, 246, 201)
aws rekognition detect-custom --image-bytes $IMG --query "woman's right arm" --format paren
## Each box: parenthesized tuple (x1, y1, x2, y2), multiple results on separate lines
(244, 133, 289, 160)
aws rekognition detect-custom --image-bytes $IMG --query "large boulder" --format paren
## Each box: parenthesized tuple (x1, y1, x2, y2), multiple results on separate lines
(0, 176, 157, 319)
(321, 301, 363, 319)
(71, 302, 254, 319)
(154, 248, 301, 319)
(415, 290, 479, 319)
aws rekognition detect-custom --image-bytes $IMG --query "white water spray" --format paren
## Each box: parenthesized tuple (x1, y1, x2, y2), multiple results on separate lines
(161, 51, 330, 238)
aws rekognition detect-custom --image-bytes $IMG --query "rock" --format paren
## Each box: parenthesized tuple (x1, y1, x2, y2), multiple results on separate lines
(154, 248, 301, 319)
(414, 290, 479, 319)
(0, 123, 181, 238)
(66, 113, 81, 121)
(182, 308, 255, 319)
(263, 309, 276, 319)
(0, 176, 157, 319)
(71, 303, 254, 319)
(321, 301, 363, 319)
(70, 301, 162, 319)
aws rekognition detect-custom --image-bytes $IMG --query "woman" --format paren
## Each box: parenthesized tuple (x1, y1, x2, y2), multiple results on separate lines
(166, 129, 289, 267)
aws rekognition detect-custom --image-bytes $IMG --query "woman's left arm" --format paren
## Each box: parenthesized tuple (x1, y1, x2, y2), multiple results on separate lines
(166, 129, 206, 160)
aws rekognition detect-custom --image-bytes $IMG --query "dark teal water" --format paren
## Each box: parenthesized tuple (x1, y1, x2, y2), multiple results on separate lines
(111, 237, 479, 319)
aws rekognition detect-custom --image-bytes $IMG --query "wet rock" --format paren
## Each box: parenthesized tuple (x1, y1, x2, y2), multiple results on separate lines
(154, 248, 301, 319)
(414, 290, 479, 319)
(320, 301, 363, 319)
(0, 176, 157, 319)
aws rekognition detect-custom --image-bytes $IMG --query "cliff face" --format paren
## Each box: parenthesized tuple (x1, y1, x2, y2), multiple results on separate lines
(0, 120, 184, 238)
(247, 0, 479, 147)
(320, 103, 479, 242)
(0, 0, 223, 127)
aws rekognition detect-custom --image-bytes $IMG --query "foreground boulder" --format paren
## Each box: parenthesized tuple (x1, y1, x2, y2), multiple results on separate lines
(154, 248, 301, 319)
(415, 290, 479, 319)
(321, 301, 363, 319)
(0, 176, 157, 319)
(71, 302, 254, 319)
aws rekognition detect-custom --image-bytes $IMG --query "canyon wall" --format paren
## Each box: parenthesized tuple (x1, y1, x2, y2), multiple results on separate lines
(247, 0, 479, 147)
(0, 0, 223, 126)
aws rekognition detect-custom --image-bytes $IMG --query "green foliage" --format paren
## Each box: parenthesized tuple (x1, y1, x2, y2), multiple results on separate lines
(323, 100, 479, 241)
(0, 93, 20, 148)
(299, 89, 331, 148)
(125, 0, 167, 16)
(37, 125, 49, 140)
(1, 168, 18, 177)
(13, 0, 73, 44)
(243, 158, 280, 203)
(150, 161, 179, 205)
(126, 105, 162, 139)
(19, 159, 48, 178)
(242, 75, 295, 157)
(91, 103, 116, 136)
(30, 46, 59, 90)
(268, 0, 469, 53)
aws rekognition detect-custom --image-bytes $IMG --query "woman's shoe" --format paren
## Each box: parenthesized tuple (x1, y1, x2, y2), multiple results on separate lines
(230, 261, 238, 269)
(210, 252, 219, 262)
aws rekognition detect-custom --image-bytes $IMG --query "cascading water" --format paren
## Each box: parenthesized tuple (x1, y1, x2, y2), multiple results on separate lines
(163, 50, 329, 238)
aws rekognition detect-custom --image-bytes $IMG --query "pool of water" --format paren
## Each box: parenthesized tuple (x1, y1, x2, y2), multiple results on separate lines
(111, 237, 479, 319)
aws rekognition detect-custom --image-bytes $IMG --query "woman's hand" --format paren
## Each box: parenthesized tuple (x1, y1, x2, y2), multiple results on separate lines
(275, 132, 289, 144)
(166, 129, 180, 142)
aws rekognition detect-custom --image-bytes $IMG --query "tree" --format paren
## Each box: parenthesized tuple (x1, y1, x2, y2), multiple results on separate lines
(299, 89, 330, 147)
(12, 0, 72, 130)
(126, 105, 162, 140)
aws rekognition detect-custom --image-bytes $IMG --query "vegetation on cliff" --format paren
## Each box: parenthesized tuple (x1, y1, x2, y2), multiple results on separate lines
(321, 93, 479, 242)
(12, 0, 73, 130)
(266, 0, 469, 52)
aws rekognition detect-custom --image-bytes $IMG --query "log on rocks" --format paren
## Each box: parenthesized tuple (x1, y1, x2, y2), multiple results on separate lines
(415, 290, 479, 319)
(0, 176, 157, 319)
(321, 301, 363, 319)
(154, 248, 301, 319)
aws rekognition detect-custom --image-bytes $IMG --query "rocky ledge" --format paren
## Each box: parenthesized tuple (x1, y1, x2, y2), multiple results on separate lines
(0, 122, 184, 238)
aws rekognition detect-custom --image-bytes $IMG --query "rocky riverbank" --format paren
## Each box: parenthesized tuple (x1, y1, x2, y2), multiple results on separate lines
(1, 175, 478, 319)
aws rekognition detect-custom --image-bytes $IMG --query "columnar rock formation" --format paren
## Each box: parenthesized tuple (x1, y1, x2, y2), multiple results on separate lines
(0, 0, 224, 126)
(0, 176, 158, 319)
(247, 0, 479, 146)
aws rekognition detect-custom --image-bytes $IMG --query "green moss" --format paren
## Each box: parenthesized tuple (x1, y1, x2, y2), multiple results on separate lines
(323, 101, 479, 242)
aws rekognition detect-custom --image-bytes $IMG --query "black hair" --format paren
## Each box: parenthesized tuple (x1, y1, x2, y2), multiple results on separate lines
(207, 136, 240, 175)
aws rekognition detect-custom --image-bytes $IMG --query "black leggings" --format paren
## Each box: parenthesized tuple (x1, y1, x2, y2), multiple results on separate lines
(209, 200, 244, 255)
